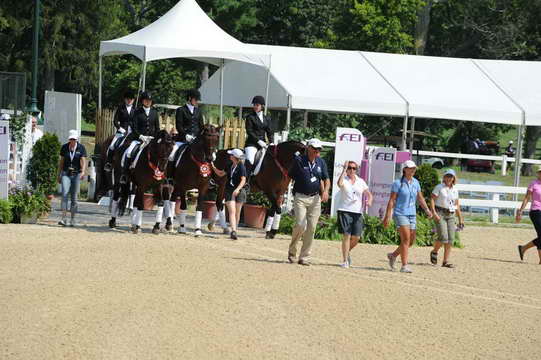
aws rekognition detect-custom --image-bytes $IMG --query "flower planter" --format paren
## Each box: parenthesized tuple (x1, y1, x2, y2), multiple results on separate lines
(20, 213, 38, 224)
(243, 204, 266, 228)
(143, 193, 156, 211)
(46, 194, 54, 200)
(202, 200, 217, 220)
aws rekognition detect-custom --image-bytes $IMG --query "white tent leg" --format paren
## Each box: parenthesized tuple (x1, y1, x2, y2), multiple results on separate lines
(513, 121, 525, 188)
(264, 56, 272, 116)
(141, 61, 147, 91)
(409, 117, 415, 153)
(220, 58, 224, 127)
(286, 95, 292, 131)
(402, 114, 408, 150)
(98, 56, 103, 110)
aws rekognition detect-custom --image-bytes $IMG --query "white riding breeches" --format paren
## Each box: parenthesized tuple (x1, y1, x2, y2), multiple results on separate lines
(108, 132, 124, 151)
(168, 141, 185, 161)
(122, 140, 141, 167)
(245, 146, 257, 165)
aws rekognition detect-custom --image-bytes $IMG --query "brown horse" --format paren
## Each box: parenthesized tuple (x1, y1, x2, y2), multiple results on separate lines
(165, 124, 222, 236)
(110, 130, 174, 234)
(209, 141, 306, 238)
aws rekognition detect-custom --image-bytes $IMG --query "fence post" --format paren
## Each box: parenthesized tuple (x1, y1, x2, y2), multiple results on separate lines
(501, 154, 507, 176)
(490, 193, 500, 224)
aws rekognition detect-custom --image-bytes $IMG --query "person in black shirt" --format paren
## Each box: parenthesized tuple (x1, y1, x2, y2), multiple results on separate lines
(104, 90, 136, 171)
(120, 91, 160, 184)
(287, 138, 330, 265)
(244, 96, 274, 177)
(212, 149, 247, 240)
(169, 89, 205, 162)
(57, 130, 87, 227)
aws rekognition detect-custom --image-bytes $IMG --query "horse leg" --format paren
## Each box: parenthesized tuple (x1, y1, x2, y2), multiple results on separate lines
(177, 192, 187, 234)
(270, 193, 285, 239)
(265, 194, 277, 239)
(208, 180, 227, 233)
(131, 189, 144, 234)
(164, 185, 176, 232)
(152, 188, 165, 235)
(194, 195, 204, 237)
(109, 184, 120, 228)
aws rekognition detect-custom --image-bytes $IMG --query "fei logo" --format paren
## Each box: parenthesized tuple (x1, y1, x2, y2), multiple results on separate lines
(339, 133, 363, 142)
(375, 152, 394, 161)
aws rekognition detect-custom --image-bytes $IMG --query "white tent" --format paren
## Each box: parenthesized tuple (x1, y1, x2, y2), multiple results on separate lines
(98, 0, 271, 120)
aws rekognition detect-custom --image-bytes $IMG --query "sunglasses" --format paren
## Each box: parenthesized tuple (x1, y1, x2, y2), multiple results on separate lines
(347, 166, 357, 170)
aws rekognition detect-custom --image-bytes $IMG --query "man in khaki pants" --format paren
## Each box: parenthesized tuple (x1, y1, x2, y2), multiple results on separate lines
(288, 139, 330, 265)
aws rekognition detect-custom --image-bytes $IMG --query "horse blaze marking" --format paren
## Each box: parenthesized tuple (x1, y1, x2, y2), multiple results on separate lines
(339, 133, 362, 142)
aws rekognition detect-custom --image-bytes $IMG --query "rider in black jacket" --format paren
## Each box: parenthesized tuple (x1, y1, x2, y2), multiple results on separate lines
(104, 90, 136, 171)
(244, 95, 274, 176)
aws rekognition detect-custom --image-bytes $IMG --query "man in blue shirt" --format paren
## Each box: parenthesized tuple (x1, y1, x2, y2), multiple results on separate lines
(287, 138, 330, 265)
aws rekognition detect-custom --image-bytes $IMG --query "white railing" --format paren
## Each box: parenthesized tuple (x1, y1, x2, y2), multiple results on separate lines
(455, 183, 528, 223)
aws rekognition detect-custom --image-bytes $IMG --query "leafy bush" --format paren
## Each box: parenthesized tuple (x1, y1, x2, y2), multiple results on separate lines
(246, 191, 271, 207)
(0, 199, 13, 224)
(278, 213, 462, 247)
(9, 187, 51, 223)
(414, 163, 440, 201)
(27, 133, 61, 195)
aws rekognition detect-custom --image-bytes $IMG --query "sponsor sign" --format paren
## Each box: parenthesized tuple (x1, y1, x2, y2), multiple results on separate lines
(0, 121, 9, 199)
(367, 147, 396, 218)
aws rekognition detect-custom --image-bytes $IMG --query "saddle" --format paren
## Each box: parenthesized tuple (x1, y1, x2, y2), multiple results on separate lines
(173, 143, 189, 168)
(251, 147, 267, 176)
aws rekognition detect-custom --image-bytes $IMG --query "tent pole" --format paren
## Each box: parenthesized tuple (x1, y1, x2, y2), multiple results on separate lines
(98, 56, 103, 110)
(220, 59, 224, 127)
(513, 117, 525, 189)
(409, 117, 415, 153)
(141, 61, 147, 91)
(286, 95, 292, 132)
(402, 114, 408, 150)
(264, 56, 272, 116)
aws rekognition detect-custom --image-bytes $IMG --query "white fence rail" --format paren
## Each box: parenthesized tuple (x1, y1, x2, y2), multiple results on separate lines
(455, 184, 528, 223)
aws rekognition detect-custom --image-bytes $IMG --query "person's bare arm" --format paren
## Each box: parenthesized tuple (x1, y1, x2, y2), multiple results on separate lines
(79, 157, 87, 180)
(234, 176, 246, 197)
(211, 163, 226, 177)
(383, 192, 397, 228)
(516, 191, 532, 223)
(455, 198, 464, 226)
(417, 191, 433, 218)
(364, 189, 373, 207)
(431, 194, 440, 221)
(57, 158, 64, 183)
(321, 178, 331, 203)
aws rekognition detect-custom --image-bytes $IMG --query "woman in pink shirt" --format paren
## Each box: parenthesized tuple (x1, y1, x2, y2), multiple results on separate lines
(516, 166, 541, 264)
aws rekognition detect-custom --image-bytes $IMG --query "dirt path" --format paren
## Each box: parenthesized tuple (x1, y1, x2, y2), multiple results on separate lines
(0, 219, 539, 359)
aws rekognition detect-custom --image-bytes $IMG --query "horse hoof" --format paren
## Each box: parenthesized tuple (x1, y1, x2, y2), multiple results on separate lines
(223, 228, 230, 235)
(265, 231, 272, 239)
(152, 225, 160, 235)
(194, 229, 203, 237)
(207, 221, 215, 231)
(131, 225, 140, 234)
(269, 229, 277, 239)
(178, 227, 187, 234)
(109, 219, 116, 228)
(165, 224, 173, 232)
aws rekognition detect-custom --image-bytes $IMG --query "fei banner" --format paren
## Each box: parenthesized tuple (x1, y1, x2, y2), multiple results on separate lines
(0, 120, 9, 199)
(368, 147, 396, 219)
(331, 128, 365, 217)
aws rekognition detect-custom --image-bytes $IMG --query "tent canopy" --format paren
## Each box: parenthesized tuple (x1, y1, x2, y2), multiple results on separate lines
(99, 0, 270, 67)
(200, 45, 407, 116)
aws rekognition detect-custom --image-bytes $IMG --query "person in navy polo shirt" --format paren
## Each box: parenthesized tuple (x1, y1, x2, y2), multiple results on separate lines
(287, 138, 330, 266)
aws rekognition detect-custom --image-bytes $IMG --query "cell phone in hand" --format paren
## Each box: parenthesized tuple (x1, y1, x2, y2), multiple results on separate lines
(456, 223, 465, 231)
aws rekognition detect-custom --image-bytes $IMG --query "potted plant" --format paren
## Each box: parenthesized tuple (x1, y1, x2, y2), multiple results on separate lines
(9, 186, 51, 224)
(201, 188, 217, 220)
(244, 191, 270, 228)
(0, 199, 13, 224)
(27, 133, 61, 198)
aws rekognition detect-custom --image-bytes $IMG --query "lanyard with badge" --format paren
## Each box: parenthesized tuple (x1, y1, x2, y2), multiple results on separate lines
(308, 160, 318, 183)
(69, 145, 77, 164)
(403, 179, 416, 208)
(447, 187, 456, 212)
(230, 164, 237, 187)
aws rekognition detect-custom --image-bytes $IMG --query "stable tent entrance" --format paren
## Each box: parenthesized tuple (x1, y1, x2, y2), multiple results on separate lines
(98, 0, 271, 126)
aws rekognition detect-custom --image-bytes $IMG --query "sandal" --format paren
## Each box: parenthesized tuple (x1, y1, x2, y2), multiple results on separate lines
(430, 251, 438, 265)
(517, 245, 524, 261)
(442, 262, 455, 268)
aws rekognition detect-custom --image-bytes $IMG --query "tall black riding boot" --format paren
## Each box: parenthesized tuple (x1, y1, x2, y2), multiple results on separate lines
(119, 157, 131, 184)
(104, 149, 114, 172)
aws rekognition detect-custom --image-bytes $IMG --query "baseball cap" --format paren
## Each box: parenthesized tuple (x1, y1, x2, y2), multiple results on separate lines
(307, 138, 323, 149)
(536, 166, 541, 173)
(227, 148, 244, 160)
(443, 169, 456, 177)
(68, 129, 79, 140)
(402, 160, 417, 169)
(509, 140, 513, 144)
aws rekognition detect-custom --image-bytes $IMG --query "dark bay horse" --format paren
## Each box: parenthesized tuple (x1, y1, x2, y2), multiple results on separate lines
(165, 124, 222, 236)
(209, 141, 306, 238)
(111, 130, 174, 234)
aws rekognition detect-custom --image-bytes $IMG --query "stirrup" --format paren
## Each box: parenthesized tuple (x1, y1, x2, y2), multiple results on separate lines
(104, 162, 113, 172)
(119, 175, 128, 184)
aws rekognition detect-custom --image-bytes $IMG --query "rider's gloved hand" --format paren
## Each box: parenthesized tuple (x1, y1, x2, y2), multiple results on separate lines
(257, 140, 267, 148)
(118, 127, 126, 134)
(186, 134, 194, 142)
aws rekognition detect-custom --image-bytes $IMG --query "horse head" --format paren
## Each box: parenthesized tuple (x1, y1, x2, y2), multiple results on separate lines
(149, 129, 174, 172)
(275, 140, 307, 169)
(199, 124, 221, 162)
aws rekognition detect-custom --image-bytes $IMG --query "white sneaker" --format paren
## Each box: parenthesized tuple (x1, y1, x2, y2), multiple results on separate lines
(58, 218, 67, 227)
(387, 253, 396, 271)
(340, 261, 349, 269)
(69, 218, 76, 227)
(347, 255, 352, 267)
(400, 265, 412, 273)
(178, 226, 187, 234)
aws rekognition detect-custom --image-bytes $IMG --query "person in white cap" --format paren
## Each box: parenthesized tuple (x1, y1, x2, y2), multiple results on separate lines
(505, 140, 515, 158)
(383, 160, 432, 273)
(57, 130, 87, 226)
(516, 165, 541, 264)
(429, 168, 464, 268)
(212, 149, 247, 240)
(31, 116, 43, 146)
(287, 138, 330, 266)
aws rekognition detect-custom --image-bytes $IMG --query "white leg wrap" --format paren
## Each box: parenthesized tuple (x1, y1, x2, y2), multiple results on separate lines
(272, 214, 282, 230)
(178, 212, 186, 227)
(195, 211, 203, 229)
(129, 194, 135, 210)
(131, 208, 138, 225)
(155, 206, 164, 223)
(265, 216, 274, 232)
(218, 209, 227, 228)
(111, 200, 119, 217)
(136, 210, 143, 226)
(163, 200, 171, 218)
(170, 201, 176, 218)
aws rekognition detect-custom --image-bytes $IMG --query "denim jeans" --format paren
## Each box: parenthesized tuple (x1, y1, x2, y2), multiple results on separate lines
(61, 171, 81, 217)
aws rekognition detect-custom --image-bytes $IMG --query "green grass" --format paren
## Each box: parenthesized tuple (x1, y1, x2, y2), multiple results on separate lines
(82, 119, 96, 132)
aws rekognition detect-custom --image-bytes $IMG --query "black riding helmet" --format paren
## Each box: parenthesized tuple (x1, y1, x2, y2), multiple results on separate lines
(123, 89, 135, 99)
(252, 95, 265, 106)
(140, 91, 152, 101)
(186, 89, 201, 101)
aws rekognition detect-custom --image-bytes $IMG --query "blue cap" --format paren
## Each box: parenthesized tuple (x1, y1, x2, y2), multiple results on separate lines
(443, 169, 456, 177)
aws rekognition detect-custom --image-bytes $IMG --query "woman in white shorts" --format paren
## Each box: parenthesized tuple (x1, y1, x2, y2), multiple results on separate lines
(429, 169, 464, 268)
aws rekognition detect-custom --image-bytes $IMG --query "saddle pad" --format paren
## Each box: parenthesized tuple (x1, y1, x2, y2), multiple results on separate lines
(252, 147, 267, 176)
(174, 143, 189, 168)
(130, 142, 147, 169)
